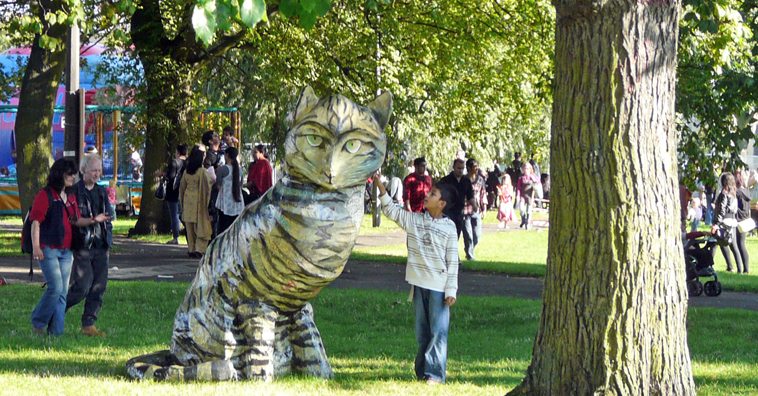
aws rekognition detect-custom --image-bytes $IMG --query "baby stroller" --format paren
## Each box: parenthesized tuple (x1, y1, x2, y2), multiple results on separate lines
(683, 231, 722, 297)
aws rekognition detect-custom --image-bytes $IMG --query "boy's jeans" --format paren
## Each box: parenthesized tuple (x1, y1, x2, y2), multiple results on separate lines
(413, 286, 450, 383)
(462, 213, 482, 260)
(31, 246, 73, 336)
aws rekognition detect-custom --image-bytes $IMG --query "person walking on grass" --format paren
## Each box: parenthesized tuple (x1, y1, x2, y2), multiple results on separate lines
(497, 174, 516, 228)
(30, 158, 110, 336)
(373, 172, 459, 385)
(403, 157, 432, 213)
(67, 153, 115, 338)
(439, 158, 476, 239)
(462, 159, 487, 261)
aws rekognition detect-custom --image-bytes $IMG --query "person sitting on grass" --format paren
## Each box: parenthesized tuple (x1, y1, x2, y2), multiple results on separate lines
(372, 172, 459, 385)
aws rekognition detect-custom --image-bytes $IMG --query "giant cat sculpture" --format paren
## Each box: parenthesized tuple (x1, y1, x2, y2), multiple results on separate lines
(127, 87, 391, 381)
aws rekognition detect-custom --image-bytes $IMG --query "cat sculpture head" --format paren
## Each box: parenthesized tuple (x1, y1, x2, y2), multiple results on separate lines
(284, 87, 392, 191)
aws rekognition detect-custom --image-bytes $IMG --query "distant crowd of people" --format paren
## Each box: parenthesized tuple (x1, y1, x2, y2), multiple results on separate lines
(681, 167, 757, 275)
(158, 126, 272, 258)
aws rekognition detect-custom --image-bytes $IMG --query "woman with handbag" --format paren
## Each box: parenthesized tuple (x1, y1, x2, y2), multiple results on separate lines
(735, 170, 751, 274)
(711, 172, 744, 273)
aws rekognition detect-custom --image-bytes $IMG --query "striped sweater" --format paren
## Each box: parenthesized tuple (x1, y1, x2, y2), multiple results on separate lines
(379, 194, 459, 299)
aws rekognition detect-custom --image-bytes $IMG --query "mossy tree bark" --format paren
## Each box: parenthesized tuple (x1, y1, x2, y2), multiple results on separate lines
(128, 0, 246, 235)
(507, 0, 695, 394)
(14, 0, 68, 216)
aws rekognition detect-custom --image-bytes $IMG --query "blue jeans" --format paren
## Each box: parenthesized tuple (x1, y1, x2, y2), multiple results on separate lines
(413, 287, 450, 383)
(167, 200, 182, 239)
(462, 213, 482, 260)
(31, 246, 73, 336)
(66, 247, 109, 327)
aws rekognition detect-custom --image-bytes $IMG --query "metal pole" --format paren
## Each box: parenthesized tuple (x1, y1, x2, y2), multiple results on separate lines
(64, 26, 81, 166)
(113, 110, 120, 182)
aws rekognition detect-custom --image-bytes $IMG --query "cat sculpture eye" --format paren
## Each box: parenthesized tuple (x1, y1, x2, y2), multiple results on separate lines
(344, 140, 361, 153)
(306, 135, 323, 147)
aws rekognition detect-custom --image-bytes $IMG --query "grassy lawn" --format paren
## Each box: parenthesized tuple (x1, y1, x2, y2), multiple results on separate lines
(352, 218, 758, 293)
(0, 282, 755, 395)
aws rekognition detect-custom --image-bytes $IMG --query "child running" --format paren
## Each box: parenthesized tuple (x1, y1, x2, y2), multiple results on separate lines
(497, 174, 515, 228)
(373, 173, 459, 385)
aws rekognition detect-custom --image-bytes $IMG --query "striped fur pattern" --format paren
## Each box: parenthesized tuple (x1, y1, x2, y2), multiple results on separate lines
(126, 87, 392, 381)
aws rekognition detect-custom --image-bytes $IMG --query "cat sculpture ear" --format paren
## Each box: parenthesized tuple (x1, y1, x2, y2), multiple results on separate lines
(368, 91, 393, 131)
(293, 86, 320, 124)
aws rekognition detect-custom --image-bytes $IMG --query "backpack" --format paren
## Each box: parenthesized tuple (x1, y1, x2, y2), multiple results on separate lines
(21, 188, 53, 280)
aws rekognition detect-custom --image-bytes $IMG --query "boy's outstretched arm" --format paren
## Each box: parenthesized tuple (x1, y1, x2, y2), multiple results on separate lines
(374, 172, 414, 230)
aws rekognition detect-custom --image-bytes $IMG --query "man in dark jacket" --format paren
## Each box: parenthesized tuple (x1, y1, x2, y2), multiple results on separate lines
(67, 153, 114, 337)
(439, 159, 476, 239)
(161, 144, 188, 244)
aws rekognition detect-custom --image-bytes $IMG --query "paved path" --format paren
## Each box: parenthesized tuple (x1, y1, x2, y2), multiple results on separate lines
(1, 220, 757, 311)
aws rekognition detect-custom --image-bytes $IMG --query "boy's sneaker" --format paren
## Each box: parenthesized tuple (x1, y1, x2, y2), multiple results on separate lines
(81, 325, 106, 338)
(165, 238, 178, 245)
(426, 379, 440, 385)
(32, 326, 45, 336)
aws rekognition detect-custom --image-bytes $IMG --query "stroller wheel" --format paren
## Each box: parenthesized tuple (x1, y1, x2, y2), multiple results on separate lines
(687, 280, 703, 297)
(704, 281, 722, 297)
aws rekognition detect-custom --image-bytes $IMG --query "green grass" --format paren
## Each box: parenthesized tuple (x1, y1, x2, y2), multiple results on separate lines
(0, 282, 755, 395)
(352, 223, 758, 293)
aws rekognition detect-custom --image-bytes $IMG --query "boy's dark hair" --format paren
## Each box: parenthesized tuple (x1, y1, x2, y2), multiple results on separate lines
(434, 182, 457, 210)
(465, 158, 478, 169)
(413, 157, 426, 167)
(176, 144, 189, 156)
(222, 125, 234, 136)
(453, 158, 465, 167)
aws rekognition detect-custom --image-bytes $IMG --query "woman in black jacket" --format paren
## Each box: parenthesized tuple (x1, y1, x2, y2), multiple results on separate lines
(711, 172, 744, 273)
(735, 170, 751, 274)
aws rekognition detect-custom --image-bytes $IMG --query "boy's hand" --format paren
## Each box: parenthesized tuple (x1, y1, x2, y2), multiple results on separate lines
(444, 297, 456, 307)
(372, 172, 387, 196)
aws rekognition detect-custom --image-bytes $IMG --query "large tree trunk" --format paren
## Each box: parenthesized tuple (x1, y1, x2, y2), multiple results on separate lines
(15, 1, 68, 215)
(507, 0, 695, 395)
(129, 0, 197, 235)
(129, 56, 196, 235)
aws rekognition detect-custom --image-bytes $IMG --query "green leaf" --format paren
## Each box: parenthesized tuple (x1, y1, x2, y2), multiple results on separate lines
(192, 3, 217, 45)
(280, 0, 300, 17)
(299, 10, 317, 30)
(215, 0, 233, 31)
(366, 0, 378, 12)
(301, 0, 316, 12)
(239, 0, 266, 27)
(313, 0, 331, 16)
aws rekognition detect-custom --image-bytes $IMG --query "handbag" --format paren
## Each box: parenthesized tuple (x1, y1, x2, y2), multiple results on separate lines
(738, 218, 757, 233)
(155, 177, 167, 200)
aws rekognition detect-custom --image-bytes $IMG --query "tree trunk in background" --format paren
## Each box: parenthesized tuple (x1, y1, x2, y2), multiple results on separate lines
(14, 0, 67, 215)
(507, 0, 695, 394)
(129, 0, 196, 235)
(129, 56, 196, 235)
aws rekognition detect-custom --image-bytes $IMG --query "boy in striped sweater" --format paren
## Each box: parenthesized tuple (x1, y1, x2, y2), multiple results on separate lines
(373, 173, 459, 385)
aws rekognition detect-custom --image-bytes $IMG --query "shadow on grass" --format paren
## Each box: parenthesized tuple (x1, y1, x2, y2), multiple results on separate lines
(1, 283, 757, 394)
